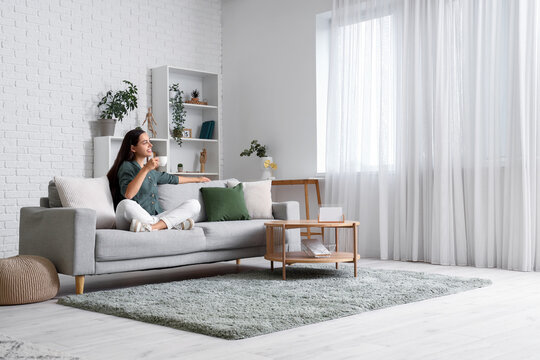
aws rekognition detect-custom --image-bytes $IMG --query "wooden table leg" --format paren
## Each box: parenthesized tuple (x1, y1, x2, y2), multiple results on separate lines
(315, 180, 322, 242)
(266, 226, 273, 271)
(304, 183, 311, 239)
(335, 227, 339, 269)
(353, 224, 358, 277)
(282, 224, 287, 280)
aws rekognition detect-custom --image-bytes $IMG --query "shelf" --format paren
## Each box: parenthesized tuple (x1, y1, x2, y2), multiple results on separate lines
(167, 66, 218, 77)
(171, 137, 218, 143)
(184, 103, 217, 110)
(264, 251, 360, 264)
(95, 136, 168, 142)
(173, 172, 219, 176)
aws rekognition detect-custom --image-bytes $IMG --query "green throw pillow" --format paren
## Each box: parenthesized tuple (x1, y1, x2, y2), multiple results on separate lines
(200, 183, 251, 222)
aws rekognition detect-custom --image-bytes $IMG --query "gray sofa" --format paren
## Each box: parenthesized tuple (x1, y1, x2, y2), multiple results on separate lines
(19, 179, 300, 294)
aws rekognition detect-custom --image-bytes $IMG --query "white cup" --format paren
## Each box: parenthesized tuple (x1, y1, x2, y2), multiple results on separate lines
(156, 156, 167, 167)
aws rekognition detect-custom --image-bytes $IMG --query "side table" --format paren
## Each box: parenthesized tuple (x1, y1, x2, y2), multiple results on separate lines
(264, 220, 360, 280)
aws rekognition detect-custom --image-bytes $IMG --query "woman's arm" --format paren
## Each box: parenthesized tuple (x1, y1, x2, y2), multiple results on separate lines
(177, 176, 210, 184)
(124, 158, 159, 199)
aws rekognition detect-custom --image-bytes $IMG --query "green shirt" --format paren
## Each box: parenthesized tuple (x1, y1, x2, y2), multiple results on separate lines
(118, 161, 179, 215)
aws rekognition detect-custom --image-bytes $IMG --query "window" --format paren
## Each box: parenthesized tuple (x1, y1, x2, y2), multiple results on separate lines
(316, 11, 396, 173)
(316, 12, 330, 174)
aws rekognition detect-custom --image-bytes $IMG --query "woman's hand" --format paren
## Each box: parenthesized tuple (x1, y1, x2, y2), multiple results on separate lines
(198, 177, 211, 183)
(143, 157, 159, 171)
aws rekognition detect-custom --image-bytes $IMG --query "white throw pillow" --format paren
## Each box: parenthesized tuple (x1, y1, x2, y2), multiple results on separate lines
(54, 176, 116, 229)
(227, 179, 274, 219)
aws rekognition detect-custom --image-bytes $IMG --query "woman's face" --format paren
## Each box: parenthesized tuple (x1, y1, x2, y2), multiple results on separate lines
(131, 132, 153, 158)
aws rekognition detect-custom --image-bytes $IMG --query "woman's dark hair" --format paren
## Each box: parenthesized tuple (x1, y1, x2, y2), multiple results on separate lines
(107, 128, 146, 208)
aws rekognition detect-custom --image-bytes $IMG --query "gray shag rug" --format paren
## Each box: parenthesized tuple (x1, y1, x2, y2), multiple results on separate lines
(58, 264, 491, 340)
(0, 333, 80, 359)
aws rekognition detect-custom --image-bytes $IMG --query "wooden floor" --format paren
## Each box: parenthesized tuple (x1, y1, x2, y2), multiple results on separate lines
(1, 257, 540, 360)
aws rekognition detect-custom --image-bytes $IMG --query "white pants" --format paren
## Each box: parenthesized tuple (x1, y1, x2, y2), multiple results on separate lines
(115, 199, 201, 230)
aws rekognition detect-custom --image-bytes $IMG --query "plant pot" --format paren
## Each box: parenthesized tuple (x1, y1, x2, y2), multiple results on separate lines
(191, 97, 199, 103)
(261, 156, 273, 180)
(98, 119, 116, 136)
(177, 166, 183, 173)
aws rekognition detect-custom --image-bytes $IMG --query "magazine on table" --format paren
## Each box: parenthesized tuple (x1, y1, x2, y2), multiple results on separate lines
(302, 239, 331, 257)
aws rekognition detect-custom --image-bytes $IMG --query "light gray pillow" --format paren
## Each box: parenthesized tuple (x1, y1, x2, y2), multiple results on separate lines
(54, 176, 116, 229)
(227, 179, 274, 219)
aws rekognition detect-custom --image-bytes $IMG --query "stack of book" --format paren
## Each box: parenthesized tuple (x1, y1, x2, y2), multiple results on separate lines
(301, 239, 331, 258)
(199, 120, 215, 139)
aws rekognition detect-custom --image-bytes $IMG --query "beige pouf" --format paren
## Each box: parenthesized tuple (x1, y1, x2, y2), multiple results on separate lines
(0, 255, 59, 305)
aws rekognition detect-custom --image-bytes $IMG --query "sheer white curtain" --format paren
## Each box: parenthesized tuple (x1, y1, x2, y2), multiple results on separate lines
(325, 0, 540, 271)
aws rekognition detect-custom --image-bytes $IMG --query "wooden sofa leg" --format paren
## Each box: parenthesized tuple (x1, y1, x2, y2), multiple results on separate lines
(236, 259, 241, 265)
(75, 275, 85, 295)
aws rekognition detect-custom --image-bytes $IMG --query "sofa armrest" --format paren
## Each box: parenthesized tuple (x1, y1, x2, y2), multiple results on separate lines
(19, 207, 97, 276)
(272, 201, 301, 251)
(272, 201, 300, 221)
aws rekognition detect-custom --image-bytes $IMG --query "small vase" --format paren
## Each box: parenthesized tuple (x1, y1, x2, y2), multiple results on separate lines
(261, 156, 273, 180)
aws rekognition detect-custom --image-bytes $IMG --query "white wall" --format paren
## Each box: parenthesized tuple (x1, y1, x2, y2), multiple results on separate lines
(222, 0, 332, 182)
(0, 0, 222, 258)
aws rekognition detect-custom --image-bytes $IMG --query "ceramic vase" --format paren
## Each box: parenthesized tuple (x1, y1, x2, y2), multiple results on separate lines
(261, 156, 273, 180)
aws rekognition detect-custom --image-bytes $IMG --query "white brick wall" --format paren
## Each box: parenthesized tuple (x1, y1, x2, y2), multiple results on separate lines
(0, 0, 222, 258)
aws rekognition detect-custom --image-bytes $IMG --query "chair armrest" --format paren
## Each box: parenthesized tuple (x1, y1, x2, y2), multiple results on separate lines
(271, 201, 301, 251)
(19, 207, 97, 276)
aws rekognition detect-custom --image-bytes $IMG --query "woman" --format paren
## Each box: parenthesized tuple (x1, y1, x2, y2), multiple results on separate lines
(107, 129, 210, 232)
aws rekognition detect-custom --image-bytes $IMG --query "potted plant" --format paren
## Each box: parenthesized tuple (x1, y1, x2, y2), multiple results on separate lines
(169, 83, 187, 146)
(169, 83, 180, 99)
(240, 140, 268, 158)
(191, 89, 200, 103)
(177, 163, 183, 172)
(97, 80, 138, 136)
(240, 140, 275, 179)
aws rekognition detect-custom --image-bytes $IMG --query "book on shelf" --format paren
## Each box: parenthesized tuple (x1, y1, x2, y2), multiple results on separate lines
(199, 120, 215, 139)
(301, 239, 331, 258)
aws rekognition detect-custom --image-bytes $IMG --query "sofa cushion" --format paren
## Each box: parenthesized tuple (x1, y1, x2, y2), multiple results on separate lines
(54, 176, 116, 229)
(195, 220, 267, 251)
(95, 228, 206, 261)
(227, 179, 274, 219)
(158, 179, 238, 223)
(200, 184, 251, 222)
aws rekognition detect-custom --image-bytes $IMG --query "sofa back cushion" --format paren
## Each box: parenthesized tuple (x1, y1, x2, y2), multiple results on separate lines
(54, 176, 116, 229)
(158, 179, 237, 222)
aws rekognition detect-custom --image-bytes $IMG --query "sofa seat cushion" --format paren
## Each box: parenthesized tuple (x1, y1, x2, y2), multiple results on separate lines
(196, 220, 267, 251)
(95, 228, 206, 262)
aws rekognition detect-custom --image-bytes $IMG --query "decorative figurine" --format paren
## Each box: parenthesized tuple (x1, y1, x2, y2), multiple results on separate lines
(142, 107, 158, 138)
(200, 148, 207, 173)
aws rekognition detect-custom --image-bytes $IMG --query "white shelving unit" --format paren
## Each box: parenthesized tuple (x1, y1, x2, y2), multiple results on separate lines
(152, 65, 220, 178)
(93, 66, 220, 179)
